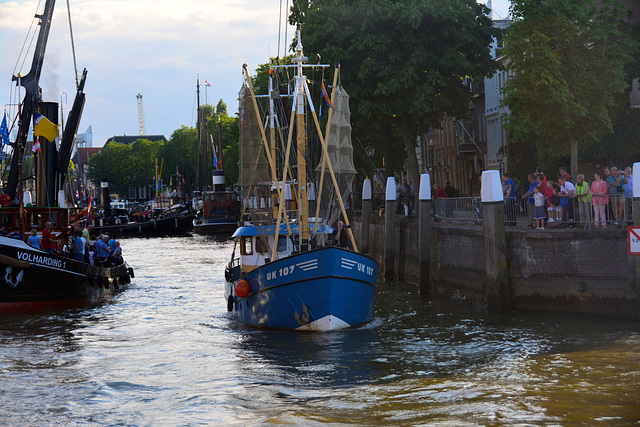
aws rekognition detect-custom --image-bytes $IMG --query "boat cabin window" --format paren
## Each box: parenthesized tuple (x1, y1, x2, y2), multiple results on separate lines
(255, 237, 268, 254)
(276, 236, 288, 253)
(240, 236, 253, 255)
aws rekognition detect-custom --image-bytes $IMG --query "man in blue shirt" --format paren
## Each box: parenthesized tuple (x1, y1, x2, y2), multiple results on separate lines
(503, 173, 517, 226)
(521, 173, 537, 223)
(94, 234, 111, 265)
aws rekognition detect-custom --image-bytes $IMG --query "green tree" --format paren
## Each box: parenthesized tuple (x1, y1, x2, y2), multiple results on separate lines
(292, 0, 499, 186)
(87, 142, 132, 195)
(503, 0, 637, 178)
(161, 126, 199, 194)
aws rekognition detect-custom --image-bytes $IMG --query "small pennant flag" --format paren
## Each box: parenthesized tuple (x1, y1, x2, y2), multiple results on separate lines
(321, 82, 335, 110)
(204, 81, 211, 87)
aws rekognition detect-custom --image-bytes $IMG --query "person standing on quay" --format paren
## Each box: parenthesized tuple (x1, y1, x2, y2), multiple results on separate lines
(575, 174, 592, 226)
(503, 173, 516, 226)
(624, 166, 633, 224)
(558, 176, 576, 223)
(591, 172, 608, 228)
(532, 186, 546, 230)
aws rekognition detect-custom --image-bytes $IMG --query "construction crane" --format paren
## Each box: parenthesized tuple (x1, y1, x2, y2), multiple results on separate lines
(136, 93, 145, 135)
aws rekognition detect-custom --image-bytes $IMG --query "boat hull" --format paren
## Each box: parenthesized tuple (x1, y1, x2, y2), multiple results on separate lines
(0, 236, 133, 314)
(225, 247, 377, 331)
(92, 210, 194, 238)
(193, 220, 238, 237)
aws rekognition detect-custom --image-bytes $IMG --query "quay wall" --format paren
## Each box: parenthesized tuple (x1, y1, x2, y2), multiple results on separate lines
(352, 215, 640, 320)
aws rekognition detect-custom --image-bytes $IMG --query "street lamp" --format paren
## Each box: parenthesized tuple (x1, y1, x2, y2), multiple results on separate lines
(426, 129, 436, 175)
(364, 144, 375, 182)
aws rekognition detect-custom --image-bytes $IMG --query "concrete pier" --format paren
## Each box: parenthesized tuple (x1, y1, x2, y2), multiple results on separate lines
(361, 179, 371, 255)
(384, 177, 396, 281)
(418, 173, 432, 294)
(481, 170, 511, 312)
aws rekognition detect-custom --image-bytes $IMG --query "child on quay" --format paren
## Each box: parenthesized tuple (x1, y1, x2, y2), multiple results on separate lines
(533, 186, 546, 230)
(548, 185, 561, 222)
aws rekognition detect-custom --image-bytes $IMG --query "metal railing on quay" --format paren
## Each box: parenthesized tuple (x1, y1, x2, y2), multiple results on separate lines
(350, 192, 635, 230)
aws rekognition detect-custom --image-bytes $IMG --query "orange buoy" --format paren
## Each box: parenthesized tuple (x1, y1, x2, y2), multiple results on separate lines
(235, 280, 251, 298)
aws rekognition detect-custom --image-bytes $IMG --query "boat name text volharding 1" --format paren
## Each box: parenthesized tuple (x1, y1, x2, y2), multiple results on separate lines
(17, 251, 66, 268)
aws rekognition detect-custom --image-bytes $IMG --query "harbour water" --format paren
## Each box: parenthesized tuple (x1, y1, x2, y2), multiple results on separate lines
(1, 236, 639, 425)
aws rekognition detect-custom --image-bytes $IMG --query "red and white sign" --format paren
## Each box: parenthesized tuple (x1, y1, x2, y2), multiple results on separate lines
(628, 227, 640, 255)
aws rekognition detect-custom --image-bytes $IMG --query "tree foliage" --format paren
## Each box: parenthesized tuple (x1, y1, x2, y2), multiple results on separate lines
(291, 0, 499, 186)
(503, 0, 637, 177)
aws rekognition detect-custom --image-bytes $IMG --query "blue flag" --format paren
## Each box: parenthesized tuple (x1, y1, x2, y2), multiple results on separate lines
(0, 113, 9, 145)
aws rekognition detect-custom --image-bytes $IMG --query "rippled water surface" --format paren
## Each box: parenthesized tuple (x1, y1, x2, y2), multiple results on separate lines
(1, 236, 639, 425)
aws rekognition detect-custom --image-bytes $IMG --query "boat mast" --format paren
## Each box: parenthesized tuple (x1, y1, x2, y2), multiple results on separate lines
(196, 78, 202, 192)
(268, 70, 277, 183)
(6, 0, 56, 198)
(293, 24, 309, 252)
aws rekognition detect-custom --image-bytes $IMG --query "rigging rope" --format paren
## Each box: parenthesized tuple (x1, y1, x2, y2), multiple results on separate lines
(66, 0, 79, 88)
(277, 0, 282, 60)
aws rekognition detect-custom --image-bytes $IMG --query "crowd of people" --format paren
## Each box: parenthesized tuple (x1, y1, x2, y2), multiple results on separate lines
(505, 165, 633, 229)
(1, 223, 124, 266)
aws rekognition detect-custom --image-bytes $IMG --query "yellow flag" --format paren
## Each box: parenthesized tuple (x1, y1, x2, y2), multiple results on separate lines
(34, 112, 59, 141)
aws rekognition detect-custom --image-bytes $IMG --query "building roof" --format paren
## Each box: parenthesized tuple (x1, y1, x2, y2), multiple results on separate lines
(104, 135, 167, 146)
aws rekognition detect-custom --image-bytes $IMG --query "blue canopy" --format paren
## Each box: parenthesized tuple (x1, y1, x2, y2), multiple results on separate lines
(232, 223, 334, 238)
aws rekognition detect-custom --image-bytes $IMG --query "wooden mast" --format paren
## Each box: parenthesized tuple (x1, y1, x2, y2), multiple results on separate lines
(294, 24, 309, 252)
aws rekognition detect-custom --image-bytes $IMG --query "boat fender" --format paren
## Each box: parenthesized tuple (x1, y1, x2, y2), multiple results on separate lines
(128, 267, 135, 278)
(227, 295, 234, 312)
(103, 277, 110, 289)
(123, 274, 131, 284)
(4, 266, 24, 287)
(235, 280, 251, 298)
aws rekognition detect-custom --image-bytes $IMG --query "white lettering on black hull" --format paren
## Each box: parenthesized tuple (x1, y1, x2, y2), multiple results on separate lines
(16, 251, 66, 269)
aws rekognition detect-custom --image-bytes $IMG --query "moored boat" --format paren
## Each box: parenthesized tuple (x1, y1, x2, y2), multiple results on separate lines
(193, 170, 240, 237)
(0, 233, 133, 314)
(91, 203, 194, 238)
(224, 25, 377, 331)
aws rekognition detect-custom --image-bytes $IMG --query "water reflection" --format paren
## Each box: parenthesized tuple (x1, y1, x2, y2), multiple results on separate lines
(0, 237, 638, 426)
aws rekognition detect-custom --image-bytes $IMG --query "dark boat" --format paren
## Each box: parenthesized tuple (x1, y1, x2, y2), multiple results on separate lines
(193, 170, 240, 237)
(92, 204, 195, 238)
(0, 0, 134, 313)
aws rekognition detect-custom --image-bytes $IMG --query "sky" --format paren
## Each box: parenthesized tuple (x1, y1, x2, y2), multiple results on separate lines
(0, 0, 511, 148)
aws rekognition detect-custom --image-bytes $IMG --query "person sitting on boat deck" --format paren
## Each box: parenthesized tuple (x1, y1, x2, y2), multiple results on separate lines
(73, 230, 85, 262)
(42, 222, 59, 254)
(108, 237, 116, 252)
(111, 241, 123, 266)
(94, 234, 111, 265)
(335, 221, 350, 249)
(0, 226, 6, 236)
(6, 227, 23, 240)
(27, 228, 42, 249)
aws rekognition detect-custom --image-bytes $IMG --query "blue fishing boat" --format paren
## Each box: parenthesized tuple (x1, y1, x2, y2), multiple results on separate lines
(225, 225, 376, 331)
(224, 25, 377, 331)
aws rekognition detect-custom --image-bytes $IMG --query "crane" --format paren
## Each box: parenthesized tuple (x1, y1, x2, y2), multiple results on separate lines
(136, 93, 145, 135)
